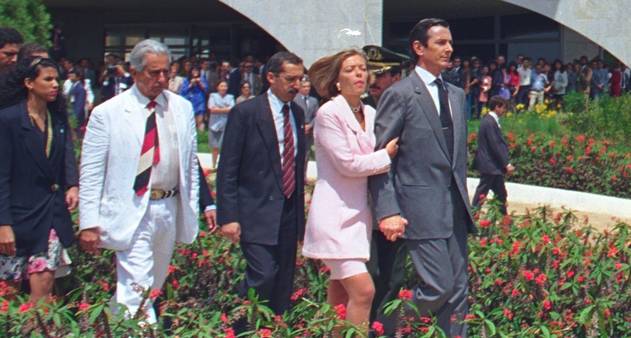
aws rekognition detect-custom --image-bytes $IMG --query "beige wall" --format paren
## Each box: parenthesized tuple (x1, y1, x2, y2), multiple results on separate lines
(219, 0, 383, 67)
(503, 0, 631, 65)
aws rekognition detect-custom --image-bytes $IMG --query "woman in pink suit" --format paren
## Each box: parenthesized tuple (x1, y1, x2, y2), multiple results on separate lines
(303, 49, 399, 333)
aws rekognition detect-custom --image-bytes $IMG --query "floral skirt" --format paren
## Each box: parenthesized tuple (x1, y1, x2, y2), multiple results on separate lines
(0, 229, 72, 282)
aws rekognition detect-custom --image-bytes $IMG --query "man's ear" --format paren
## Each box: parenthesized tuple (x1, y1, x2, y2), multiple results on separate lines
(412, 40, 425, 58)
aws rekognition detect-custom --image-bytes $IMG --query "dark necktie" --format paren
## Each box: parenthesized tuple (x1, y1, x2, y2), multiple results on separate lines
(133, 101, 160, 196)
(434, 78, 454, 161)
(281, 104, 295, 198)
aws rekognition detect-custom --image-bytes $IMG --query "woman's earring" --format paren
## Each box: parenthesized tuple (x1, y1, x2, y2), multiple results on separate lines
(336, 82, 341, 91)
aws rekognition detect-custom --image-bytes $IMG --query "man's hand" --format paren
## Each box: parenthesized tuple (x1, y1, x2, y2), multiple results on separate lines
(79, 228, 101, 254)
(65, 187, 79, 211)
(378, 215, 408, 242)
(0, 225, 16, 256)
(220, 222, 241, 243)
(506, 163, 515, 175)
(304, 124, 312, 135)
(204, 210, 217, 232)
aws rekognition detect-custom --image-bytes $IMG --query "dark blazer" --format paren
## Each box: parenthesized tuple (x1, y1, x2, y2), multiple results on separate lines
(369, 71, 475, 240)
(216, 94, 306, 245)
(0, 101, 78, 256)
(69, 81, 87, 119)
(473, 114, 509, 175)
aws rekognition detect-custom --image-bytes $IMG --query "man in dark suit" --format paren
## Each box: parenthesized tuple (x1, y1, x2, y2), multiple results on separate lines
(217, 51, 305, 316)
(472, 96, 514, 215)
(369, 18, 476, 337)
(292, 77, 318, 168)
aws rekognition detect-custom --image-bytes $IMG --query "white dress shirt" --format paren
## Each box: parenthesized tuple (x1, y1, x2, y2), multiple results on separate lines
(132, 87, 180, 191)
(488, 111, 500, 128)
(415, 65, 452, 117)
(267, 89, 298, 164)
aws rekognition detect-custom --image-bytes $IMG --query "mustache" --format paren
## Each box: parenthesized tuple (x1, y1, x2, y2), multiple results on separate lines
(288, 88, 298, 94)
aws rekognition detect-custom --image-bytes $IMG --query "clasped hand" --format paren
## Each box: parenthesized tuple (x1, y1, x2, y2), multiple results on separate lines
(378, 215, 407, 241)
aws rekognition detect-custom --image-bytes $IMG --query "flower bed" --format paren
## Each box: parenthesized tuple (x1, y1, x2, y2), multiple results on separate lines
(0, 199, 628, 337)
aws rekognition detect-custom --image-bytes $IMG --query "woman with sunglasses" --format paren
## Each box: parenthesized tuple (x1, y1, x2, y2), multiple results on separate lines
(0, 57, 78, 303)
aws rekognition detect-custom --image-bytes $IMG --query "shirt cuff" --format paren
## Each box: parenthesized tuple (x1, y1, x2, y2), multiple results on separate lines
(204, 205, 216, 212)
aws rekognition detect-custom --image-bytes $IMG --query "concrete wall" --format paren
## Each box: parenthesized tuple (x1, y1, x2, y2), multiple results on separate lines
(561, 26, 601, 63)
(219, 0, 383, 66)
(503, 0, 631, 65)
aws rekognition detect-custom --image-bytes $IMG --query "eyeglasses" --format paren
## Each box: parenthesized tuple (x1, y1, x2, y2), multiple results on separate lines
(276, 74, 302, 84)
(146, 69, 169, 78)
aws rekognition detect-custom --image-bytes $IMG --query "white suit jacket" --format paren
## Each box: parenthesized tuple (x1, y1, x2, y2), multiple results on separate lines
(79, 85, 199, 251)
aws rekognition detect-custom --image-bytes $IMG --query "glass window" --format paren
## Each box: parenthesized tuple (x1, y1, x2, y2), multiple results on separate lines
(450, 17, 494, 40)
(501, 14, 559, 40)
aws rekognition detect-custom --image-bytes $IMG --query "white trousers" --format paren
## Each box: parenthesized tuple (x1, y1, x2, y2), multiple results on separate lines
(113, 198, 178, 324)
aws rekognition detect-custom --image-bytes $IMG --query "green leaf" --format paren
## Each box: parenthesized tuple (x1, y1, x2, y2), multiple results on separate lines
(578, 305, 596, 325)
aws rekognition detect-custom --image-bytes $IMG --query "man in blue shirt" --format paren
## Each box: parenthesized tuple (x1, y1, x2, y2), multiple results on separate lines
(528, 65, 550, 110)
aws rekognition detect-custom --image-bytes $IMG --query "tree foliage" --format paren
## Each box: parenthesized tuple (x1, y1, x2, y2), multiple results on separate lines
(0, 0, 52, 47)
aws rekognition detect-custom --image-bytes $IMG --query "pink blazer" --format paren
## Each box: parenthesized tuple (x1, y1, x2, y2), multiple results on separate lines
(302, 95, 391, 260)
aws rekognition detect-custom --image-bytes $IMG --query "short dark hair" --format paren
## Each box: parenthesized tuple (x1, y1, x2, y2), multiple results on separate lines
(408, 18, 449, 61)
(488, 95, 507, 110)
(17, 43, 48, 62)
(0, 27, 23, 49)
(265, 51, 303, 75)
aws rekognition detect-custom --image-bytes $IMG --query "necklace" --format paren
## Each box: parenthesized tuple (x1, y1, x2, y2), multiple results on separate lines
(351, 105, 362, 113)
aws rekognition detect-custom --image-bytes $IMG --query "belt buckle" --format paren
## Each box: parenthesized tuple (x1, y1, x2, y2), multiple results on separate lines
(150, 189, 164, 200)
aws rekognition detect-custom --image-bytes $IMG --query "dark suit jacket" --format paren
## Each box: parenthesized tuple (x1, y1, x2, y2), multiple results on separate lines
(473, 114, 509, 175)
(216, 94, 306, 245)
(369, 71, 475, 240)
(0, 101, 78, 256)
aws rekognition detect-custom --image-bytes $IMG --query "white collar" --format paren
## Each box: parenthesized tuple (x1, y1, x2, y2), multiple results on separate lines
(415, 65, 442, 87)
(131, 85, 167, 109)
(488, 111, 500, 126)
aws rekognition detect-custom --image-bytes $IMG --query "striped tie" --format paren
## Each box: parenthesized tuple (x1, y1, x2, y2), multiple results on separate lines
(281, 104, 295, 198)
(133, 101, 160, 196)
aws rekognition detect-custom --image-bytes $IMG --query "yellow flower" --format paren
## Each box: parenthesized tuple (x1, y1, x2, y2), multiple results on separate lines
(481, 106, 489, 116)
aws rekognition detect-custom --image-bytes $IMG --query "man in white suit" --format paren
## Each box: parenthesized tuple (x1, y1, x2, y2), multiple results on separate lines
(78, 39, 199, 323)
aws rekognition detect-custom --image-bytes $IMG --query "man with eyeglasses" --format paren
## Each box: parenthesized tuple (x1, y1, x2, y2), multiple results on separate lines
(217, 51, 306, 327)
(0, 27, 23, 71)
(78, 39, 200, 323)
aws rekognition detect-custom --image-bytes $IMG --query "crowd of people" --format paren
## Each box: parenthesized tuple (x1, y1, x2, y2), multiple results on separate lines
(0, 20, 628, 338)
(441, 53, 631, 118)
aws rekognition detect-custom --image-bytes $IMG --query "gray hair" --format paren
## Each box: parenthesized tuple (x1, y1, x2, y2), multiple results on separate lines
(129, 39, 171, 72)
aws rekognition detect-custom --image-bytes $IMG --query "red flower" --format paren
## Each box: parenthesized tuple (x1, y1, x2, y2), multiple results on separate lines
(18, 302, 33, 313)
(479, 238, 488, 247)
(552, 247, 562, 256)
(398, 289, 413, 301)
(0, 300, 9, 313)
(97, 280, 110, 292)
(563, 166, 575, 175)
(149, 289, 161, 300)
(334, 304, 346, 320)
(419, 316, 432, 324)
(220, 312, 229, 323)
(171, 279, 180, 289)
(199, 230, 207, 238)
(224, 328, 236, 338)
(511, 289, 520, 297)
(258, 328, 272, 338)
(607, 245, 619, 258)
(494, 278, 504, 286)
(603, 308, 611, 318)
(168, 265, 177, 275)
(548, 157, 557, 166)
(542, 299, 552, 311)
(577, 275, 585, 283)
(371, 321, 384, 336)
(535, 273, 547, 286)
(541, 234, 550, 245)
(78, 302, 91, 312)
(575, 134, 586, 143)
(511, 240, 521, 256)
(419, 327, 429, 333)
(479, 219, 491, 228)
(464, 314, 476, 321)
(503, 308, 513, 320)
(522, 270, 535, 281)
(290, 288, 306, 301)
(615, 262, 622, 270)
(566, 270, 575, 278)
(319, 265, 331, 273)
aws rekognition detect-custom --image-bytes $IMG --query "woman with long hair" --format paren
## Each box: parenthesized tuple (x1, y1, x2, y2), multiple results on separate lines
(180, 65, 208, 131)
(302, 49, 398, 334)
(235, 80, 255, 104)
(0, 57, 78, 303)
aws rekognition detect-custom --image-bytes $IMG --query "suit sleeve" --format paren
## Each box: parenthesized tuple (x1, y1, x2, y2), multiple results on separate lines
(79, 106, 109, 230)
(216, 104, 247, 225)
(486, 122, 509, 171)
(0, 118, 13, 225)
(368, 88, 406, 221)
(315, 110, 390, 178)
(64, 118, 79, 188)
(187, 103, 200, 219)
